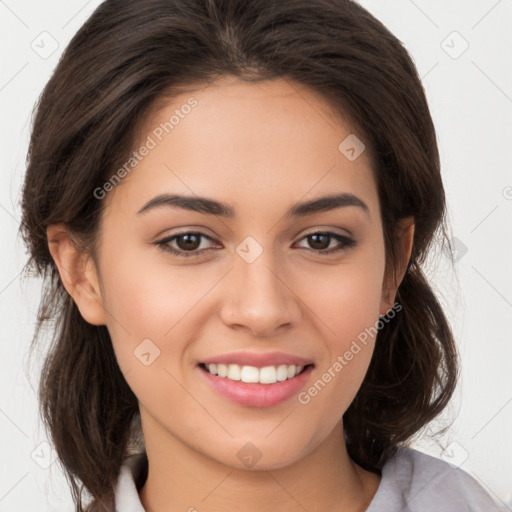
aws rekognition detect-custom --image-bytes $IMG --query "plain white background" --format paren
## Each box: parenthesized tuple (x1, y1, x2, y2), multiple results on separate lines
(1, 0, 511, 510)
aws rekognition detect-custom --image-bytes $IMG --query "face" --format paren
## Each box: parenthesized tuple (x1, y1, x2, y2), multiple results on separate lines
(84, 76, 398, 469)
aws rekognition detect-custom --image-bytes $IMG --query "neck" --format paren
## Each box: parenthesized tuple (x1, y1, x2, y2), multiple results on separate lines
(139, 416, 381, 512)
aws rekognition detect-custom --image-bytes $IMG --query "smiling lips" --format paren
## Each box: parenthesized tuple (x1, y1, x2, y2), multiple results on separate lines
(198, 350, 315, 407)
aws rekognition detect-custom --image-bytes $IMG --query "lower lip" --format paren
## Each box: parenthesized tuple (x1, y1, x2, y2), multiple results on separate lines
(198, 364, 314, 408)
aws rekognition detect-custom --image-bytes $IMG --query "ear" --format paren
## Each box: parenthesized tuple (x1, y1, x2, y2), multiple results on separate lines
(380, 217, 415, 316)
(46, 223, 107, 325)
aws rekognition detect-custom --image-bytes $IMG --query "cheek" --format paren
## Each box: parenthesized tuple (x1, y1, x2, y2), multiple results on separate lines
(98, 242, 232, 408)
(296, 248, 385, 413)
(97, 245, 196, 372)
(100, 241, 214, 337)
(303, 248, 385, 350)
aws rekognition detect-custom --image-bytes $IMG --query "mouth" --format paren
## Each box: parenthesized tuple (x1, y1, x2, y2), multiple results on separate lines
(196, 362, 315, 408)
(198, 362, 314, 385)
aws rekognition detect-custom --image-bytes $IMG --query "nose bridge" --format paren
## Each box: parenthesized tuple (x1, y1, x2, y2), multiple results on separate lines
(240, 248, 282, 301)
(219, 237, 301, 335)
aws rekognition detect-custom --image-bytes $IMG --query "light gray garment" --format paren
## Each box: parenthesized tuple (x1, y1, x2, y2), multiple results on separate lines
(365, 446, 508, 511)
(113, 446, 509, 511)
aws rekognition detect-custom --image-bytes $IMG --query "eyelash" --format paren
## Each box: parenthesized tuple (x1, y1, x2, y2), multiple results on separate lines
(155, 231, 357, 258)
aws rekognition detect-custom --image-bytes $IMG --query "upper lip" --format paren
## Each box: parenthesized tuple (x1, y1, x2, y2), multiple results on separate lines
(200, 351, 314, 368)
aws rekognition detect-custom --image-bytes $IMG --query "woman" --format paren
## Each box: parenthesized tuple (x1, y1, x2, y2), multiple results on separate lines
(20, 0, 507, 510)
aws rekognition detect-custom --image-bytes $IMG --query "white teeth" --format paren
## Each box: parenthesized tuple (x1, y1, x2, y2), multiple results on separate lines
(205, 363, 308, 384)
(259, 366, 277, 384)
(276, 364, 288, 381)
(227, 364, 241, 381)
(240, 365, 260, 383)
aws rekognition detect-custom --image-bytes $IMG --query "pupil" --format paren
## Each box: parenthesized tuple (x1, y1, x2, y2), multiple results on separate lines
(178, 234, 199, 250)
(309, 234, 329, 250)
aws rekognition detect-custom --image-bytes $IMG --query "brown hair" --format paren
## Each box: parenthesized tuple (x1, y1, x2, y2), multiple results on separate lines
(20, 0, 458, 509)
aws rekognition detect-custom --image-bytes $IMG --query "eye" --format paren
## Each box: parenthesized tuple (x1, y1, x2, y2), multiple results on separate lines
(294, 231, 357, 255)
(156, 232, 218, 258)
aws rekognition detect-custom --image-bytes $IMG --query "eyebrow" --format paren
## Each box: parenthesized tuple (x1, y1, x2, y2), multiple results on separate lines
(137, 192, 370, 219)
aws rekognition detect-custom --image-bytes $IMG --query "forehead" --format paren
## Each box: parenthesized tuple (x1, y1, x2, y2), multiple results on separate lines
(104, 77, 378, 220)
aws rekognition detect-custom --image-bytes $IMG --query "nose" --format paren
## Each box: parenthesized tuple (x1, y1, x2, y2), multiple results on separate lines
(218, 248, 302, 337)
